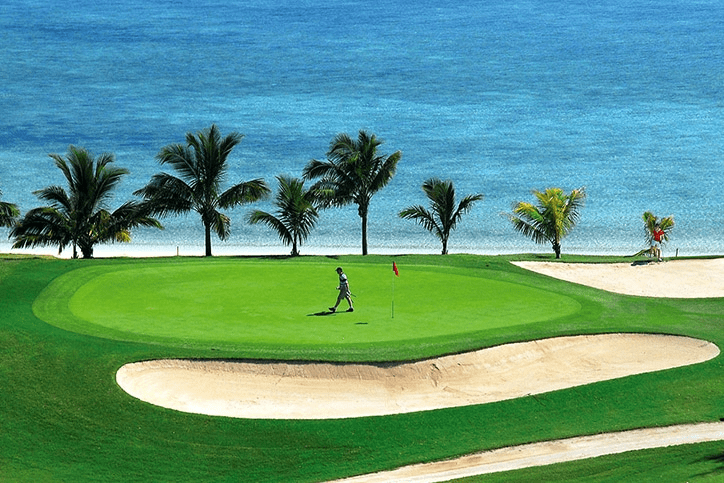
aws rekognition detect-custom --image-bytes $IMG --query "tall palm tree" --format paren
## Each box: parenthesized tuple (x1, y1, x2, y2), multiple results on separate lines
(0, 188, 19, 228)
(642, 211, 674, 260)
(303, 130, 401, 255)
(399, 178, 483, 255)
(11, 146, 161, 259)
(135, 124, 270, 257)
(247, 176, 319, 256)
(506, 187, 586, 259)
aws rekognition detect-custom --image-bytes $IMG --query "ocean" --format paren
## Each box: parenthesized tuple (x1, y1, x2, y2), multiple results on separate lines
(1, 0, 723, 257)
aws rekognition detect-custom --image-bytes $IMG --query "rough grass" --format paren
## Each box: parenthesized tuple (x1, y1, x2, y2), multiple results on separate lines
(1, 253, 723, 482)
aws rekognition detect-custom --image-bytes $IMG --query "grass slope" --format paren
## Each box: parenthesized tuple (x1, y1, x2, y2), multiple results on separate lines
(1, 254, 723, 482)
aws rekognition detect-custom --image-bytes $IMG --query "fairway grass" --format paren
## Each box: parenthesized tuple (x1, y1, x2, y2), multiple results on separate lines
(2, 253, 724, 482)
(33, 257, 580, 359)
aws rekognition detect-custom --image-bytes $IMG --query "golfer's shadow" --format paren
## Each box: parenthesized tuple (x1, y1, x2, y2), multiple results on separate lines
(309, 310, 335, 316)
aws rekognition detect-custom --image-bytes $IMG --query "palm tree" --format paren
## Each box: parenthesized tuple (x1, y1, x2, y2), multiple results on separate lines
(302, 130, 401, 255)
(0, 188, 19, 228)
(11, 146, 161, 258)
(247, 176, 319, 256)
(399, 178, 483, 255)
(642, 211, 674, 260)
(135, 124, 270, 257)
(506, 187, 586, 259)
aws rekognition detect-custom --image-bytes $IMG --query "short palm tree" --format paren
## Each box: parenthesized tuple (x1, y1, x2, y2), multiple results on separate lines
(247, 176, 319, 256)
(0, 188, 20, 228)
(135, 124, 270, 257)
(642, 211, 674, 260)
(506, 187, 586, 259)
(399, 178, 483, 255)
(303, 130, 401, 255)
(11, 146, 161, 258)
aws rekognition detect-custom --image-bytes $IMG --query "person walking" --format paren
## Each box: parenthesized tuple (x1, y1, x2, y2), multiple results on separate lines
(330, 267, 354, 313)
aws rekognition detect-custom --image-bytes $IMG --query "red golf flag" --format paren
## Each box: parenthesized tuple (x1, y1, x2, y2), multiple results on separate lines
(393, 262, 399, 276)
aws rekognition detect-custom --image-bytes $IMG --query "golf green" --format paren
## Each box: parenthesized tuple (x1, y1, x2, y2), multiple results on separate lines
(33, 258, 580, 353)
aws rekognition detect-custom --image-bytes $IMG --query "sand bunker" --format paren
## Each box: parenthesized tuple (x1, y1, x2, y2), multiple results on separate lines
(328, 421, 724, 482)
(512, 258, 724, 298)
(116, 333, 718, 420)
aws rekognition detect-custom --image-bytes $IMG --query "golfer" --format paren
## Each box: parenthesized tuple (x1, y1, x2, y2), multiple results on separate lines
(330, 267, 354, 313)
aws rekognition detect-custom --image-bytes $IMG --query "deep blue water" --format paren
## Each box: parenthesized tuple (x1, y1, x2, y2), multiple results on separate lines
(1, 0, 723, 256)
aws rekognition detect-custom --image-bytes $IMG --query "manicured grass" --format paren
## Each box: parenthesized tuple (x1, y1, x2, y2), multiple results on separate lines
(34, 257, 579, 359)
(1, 253, 724, 482)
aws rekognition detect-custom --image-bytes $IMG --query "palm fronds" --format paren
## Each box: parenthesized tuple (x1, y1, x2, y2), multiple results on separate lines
(248, 176, 319, 256)
(303, 130, 401, 255)
(11, 147, 160, 258)
(0, 188, 20, 228)
(399, 178, 483, 254)
(135, 124, 270, 256)
(506, 187, 586, 259)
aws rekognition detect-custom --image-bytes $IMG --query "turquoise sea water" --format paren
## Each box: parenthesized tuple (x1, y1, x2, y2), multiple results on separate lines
(1, 0, 722, 257)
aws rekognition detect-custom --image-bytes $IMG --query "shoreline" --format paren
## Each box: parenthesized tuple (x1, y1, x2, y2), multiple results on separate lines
(0, 241, 717, 260)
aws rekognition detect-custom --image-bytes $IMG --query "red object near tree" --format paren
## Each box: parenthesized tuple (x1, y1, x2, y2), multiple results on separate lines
(393, 262, 399, 276)
(654, 229, 664, 242)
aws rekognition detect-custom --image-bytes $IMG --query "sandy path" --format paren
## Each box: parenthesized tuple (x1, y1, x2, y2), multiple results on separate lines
(116, 334, 718, 420)
(512, 258, 724, 298)
(328, 422, 724, 482)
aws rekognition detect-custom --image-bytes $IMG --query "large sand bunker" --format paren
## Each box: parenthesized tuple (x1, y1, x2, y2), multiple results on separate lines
(116, 333, 718, 419)
(512, 258, 724, 298)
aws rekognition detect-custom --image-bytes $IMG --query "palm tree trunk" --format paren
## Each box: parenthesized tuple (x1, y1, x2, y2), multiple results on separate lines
(81, 244, 93, 259)
(442, 238, 448, 255)
(358, 201, 370, 255)
(361, 214, 368, 255)
(204, 223, 212, 257)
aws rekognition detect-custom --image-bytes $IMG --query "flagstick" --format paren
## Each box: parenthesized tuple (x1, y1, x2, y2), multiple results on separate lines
(391, 267, 395, 319)
(392, 260, 398, 319)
